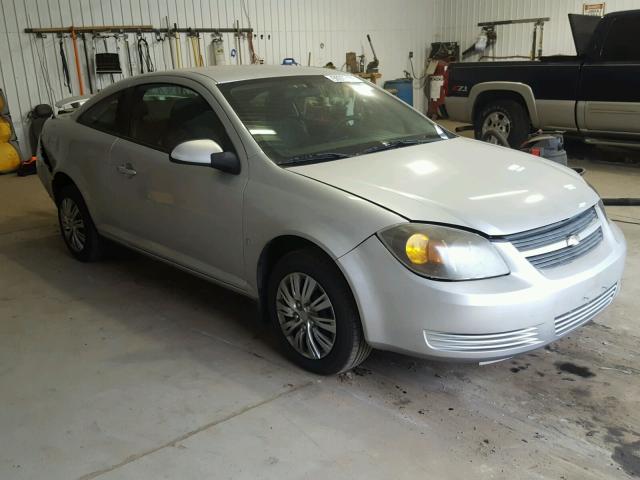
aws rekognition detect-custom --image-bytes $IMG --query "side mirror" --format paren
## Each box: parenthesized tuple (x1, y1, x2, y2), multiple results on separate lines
(211, 151, 241, 175)
(170, 139, 222, 166)
(170, 139, 241, 175)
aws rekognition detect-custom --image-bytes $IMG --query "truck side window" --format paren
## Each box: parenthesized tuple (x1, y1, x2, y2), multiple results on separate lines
(601, 17, 640, 62)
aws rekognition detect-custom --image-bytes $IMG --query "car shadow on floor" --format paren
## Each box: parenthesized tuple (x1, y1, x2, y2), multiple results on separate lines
(0, 227, 535, 378)
(6, 226, 640, 475)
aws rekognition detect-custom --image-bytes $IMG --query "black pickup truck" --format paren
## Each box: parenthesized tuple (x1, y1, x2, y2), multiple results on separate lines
(444, 10, 640, 148)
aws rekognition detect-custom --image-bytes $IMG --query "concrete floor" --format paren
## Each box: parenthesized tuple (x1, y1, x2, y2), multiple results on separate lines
(1, 149, 640, 479)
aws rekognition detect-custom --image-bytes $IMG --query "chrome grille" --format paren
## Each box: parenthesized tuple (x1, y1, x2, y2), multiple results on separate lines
(424, 327, 542, 353)
(503, 207, 603, 269)
(505, 207, 597, 251)
(555, 283, 618, 336)
(528, 228, 603, 269)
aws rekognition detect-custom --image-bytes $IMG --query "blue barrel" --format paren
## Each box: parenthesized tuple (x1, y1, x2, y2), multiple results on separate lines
(383, 78, 413, 106)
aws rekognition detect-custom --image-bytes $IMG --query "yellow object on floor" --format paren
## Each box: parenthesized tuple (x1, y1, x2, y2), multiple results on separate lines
(0, 117, 11, 143)
(0, 142, 20, 174)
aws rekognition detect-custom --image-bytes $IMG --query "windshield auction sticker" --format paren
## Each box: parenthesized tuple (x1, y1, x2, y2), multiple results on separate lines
(324, 74, 363, 83)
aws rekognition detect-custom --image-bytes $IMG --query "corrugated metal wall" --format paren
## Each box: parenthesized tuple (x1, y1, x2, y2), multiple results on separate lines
(434, 0, 640, 59)
(0, 0, 435, 157)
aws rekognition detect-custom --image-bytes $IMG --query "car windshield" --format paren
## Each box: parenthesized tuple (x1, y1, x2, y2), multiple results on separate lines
(217, 74, 450, 165)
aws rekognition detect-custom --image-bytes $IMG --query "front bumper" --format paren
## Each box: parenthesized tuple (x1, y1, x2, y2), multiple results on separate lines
(338, 216, 626, 362)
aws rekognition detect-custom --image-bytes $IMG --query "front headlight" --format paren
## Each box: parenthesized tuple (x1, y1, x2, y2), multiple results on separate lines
(377, 224, 509, 281)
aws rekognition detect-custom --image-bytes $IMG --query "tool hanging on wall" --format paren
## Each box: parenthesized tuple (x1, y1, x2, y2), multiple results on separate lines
(197, 32, 204, 66)
(236, 20, 243, 65)
(154, 29, 171, 70)
(25, 23, 254, 88)
(247, 30, 258, 63)
(188, 30, 204, 67)
(102, 37, 116, 83)
(137, 34, 154, 73)
(26, 14, 55, 107)
(210, 34, 225, 65)
(30, 32, 56, 108)
(166, 17, 175, 68)
(81, 33, 94, 93)
(70, 28, 85, 95)
(123, 34, 134, 76)
(174, 23, 182, 68)
(240, 0, 260, 63)
(92, 34, 123, 90)
(58, 35, 73, 94)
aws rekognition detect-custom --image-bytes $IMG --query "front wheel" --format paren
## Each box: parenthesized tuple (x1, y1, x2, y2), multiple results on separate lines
(267, 249, 371, 375)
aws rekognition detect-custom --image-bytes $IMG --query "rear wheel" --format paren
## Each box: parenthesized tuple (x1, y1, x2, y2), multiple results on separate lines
(57, 185, 104, 262)
(475, 99, 530, 148)
(267, 249, 371, 375)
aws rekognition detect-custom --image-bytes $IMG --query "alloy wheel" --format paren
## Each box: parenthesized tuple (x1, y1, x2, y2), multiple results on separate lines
(60, 197, 86, 252)
(276, 272, 337, 360)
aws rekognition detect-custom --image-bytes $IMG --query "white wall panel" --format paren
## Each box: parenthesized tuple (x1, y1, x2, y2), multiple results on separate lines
(0, 0, 436, 157)
(434, 0, 640, 60)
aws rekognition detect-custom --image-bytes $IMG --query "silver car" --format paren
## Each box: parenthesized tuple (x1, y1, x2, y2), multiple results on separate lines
(37, 66, 626, 374)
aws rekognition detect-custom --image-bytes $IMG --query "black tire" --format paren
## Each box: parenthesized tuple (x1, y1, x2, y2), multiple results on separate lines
(267, 248, 371, 375)
(57, 185, 104, 262)
(474, 99, 530, 148)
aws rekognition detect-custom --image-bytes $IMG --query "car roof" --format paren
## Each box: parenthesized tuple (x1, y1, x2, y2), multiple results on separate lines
(143, 65, 339, 84)
(73, 65, 350, 117)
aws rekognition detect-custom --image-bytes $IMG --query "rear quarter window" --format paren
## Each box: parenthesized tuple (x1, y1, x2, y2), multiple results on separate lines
(77, 91, 125, 135)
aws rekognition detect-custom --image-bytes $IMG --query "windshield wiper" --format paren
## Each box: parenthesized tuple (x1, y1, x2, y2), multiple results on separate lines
(279, 152, 352, 166)
(360, 137, 441, 155)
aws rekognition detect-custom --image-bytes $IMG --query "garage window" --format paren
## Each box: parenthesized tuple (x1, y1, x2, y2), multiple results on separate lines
(128, 84, 234, 153)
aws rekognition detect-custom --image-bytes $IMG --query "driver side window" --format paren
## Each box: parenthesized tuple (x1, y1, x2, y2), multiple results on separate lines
(128, 84, 235, 153)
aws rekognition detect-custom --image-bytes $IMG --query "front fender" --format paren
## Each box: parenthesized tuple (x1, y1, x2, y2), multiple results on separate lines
(242, 161, 404, 295)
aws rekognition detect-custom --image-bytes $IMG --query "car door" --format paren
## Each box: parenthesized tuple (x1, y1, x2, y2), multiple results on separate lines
(108, 80, 249, 290)
(578, 13, 640, 135)
(73, 90, 128, 228)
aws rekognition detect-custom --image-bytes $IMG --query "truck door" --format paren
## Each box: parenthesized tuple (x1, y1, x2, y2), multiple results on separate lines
(578, 13, 640, 135)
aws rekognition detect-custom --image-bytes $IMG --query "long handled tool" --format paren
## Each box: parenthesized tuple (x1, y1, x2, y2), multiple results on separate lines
(166, 17, 175, 68)
(189, 31, 204, 67)
(70, 28, 85, 95)
(81, 33, 93, 93)
(196, 32, 204, 66)
(123, 34, 133, 76)
(137, 34, 154, 73)
(174, 23, 182, 68)
(102, 38, 115, 84)
(58, 35, 72, 94)
(365, 34, 379, 73)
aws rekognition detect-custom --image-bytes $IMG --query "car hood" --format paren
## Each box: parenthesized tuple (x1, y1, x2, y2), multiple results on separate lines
(288, 137, 598, 236)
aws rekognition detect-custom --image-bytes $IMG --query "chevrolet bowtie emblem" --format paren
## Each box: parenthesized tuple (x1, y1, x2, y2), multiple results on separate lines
(567, 234, 581, 247)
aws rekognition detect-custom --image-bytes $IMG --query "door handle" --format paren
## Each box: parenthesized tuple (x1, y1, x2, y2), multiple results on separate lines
(117, 163, 137, 177)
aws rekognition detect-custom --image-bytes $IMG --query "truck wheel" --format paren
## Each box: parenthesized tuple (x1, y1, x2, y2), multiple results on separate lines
(475, 99, 530, 148)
